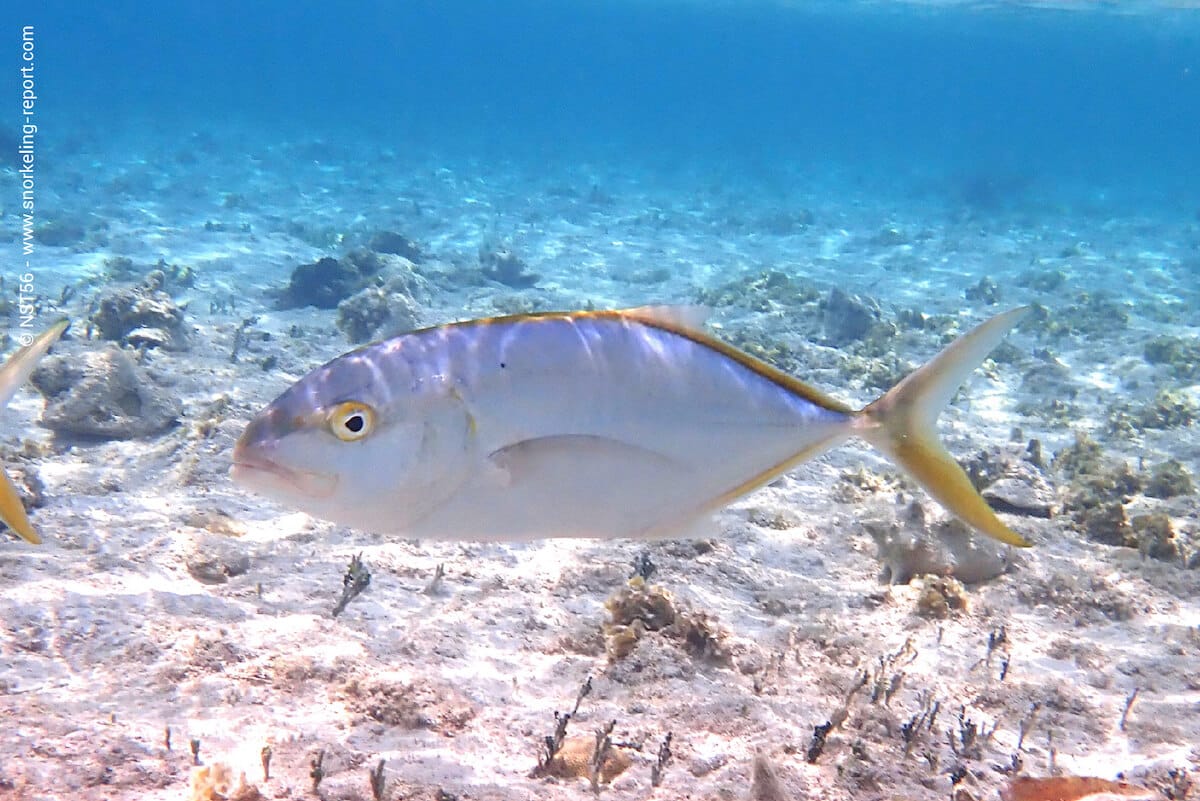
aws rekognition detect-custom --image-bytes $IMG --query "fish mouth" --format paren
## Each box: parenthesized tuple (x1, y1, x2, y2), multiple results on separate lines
(230, 444, 338, 500)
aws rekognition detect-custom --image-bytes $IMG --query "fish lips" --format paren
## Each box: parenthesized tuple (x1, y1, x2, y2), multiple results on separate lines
(230, 445, 339, 500)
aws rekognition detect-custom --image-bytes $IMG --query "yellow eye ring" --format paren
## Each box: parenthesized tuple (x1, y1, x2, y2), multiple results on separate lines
(327, 401, 375, 442)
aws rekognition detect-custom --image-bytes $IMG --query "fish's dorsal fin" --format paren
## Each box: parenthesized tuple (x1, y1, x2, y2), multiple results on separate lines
(623, 304, 712, 331)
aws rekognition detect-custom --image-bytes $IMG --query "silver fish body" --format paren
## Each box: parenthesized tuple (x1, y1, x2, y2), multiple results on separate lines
(233, 307, 1030, 546)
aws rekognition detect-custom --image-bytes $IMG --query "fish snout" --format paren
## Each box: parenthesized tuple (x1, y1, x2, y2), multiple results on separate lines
(229, 428, 284, 489)
(230, 434, 275, 477)
(231, 412, 339, 500)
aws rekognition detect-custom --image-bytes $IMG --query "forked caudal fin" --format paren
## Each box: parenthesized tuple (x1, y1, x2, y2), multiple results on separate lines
(856, 307, 1032, 547)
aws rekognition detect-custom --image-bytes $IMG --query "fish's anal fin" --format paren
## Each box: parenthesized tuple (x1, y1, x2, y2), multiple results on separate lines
(858, 307, 1032, 548)
(640, 510, 719, 541)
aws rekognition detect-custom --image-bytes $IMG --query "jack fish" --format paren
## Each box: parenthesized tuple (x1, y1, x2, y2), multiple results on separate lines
(232, 306, 1031, 547)
(1, 319, 68, 545)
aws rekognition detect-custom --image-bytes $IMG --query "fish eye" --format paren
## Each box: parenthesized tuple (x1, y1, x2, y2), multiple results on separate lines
(327, 401, 375, 442)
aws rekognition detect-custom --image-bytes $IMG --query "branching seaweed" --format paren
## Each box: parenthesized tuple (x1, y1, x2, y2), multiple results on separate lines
(1119, 687, 1140, 732)
(899, 691, 941, 757)
(971, 625, 1010, 674)
(1016, 702, 1040, 751)
(539, 711, 572, 774)
(230, 316, 258, 363)
(1161, 768, 1193, 800)
(422, 562, 445, 595)
(867, 638, 917, 704)
(650, 732, 673, 787)
(369, 758, 387, 801)
(947, 706, 996, 760)
(806, 721, 833, 763)
(573, 675, 593, 715)
(310, 749, 326, 792)
(809, 641, 918, 764)
(533, 676, 594, 776)
(631, 552, 656, 581)
(1000, 751, 1023, 775)
(332, 553, 371, 617)
(589, 720, 616, 794)
(986, 626, 1008, 666)
(884, 672, 905, 705)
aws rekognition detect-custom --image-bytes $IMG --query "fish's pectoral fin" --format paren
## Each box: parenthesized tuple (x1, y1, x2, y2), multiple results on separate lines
(478, 450, 513, 489)
(468, 434, 694, 539)
(488, 434, 682, 480)
(858, 307, 1032, 548)
(0, 465, 39, 544)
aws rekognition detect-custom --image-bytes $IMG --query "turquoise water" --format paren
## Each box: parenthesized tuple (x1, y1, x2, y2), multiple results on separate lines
(31, 1, 1200, 214)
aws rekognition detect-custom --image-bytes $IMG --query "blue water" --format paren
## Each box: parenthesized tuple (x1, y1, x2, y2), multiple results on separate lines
(32, 1, 1200, 216)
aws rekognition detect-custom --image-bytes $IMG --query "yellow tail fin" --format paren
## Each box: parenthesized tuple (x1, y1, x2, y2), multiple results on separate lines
(1, 318, 69, 545)
(857, 308, 1032, 547)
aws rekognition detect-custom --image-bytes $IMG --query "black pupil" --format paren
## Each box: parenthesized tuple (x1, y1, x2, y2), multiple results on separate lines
(344, 414, 365, 433)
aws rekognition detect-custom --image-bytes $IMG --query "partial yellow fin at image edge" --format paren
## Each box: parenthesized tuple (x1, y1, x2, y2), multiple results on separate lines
(0, 470, 39, 544)
(0, 318, 69, 545)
